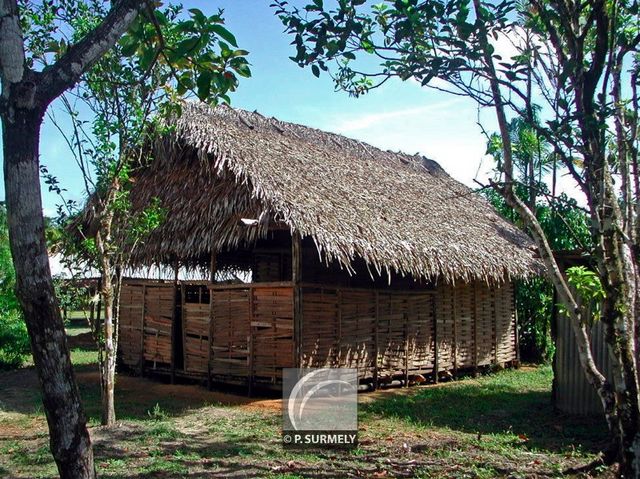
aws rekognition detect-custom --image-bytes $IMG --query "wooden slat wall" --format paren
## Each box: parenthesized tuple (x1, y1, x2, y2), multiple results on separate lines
(406, 293, 435, 375)
(118, 278, 517, 386)
(298, 287, 340, 369)
(302, 287, 435, 379)
(455, 282, 475, 369)
(183, 285, 210, 375)
(494, 282, 517, 363)
(251, 286, 294, 381)
(300, 281, 515, 380)
(210, 288, 251, 379)
(142, 284, 174, 367)
(119, 282, 144, 369)
(435, 284, 455, 371)
(339, 290, 377, 378)
(209, 285, 294, 384)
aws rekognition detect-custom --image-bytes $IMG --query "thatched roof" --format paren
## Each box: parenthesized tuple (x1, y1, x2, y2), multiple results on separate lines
(128, 102, 539, 283)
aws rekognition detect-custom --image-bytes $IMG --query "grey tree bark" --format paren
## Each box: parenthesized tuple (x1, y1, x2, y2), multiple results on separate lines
(0, 0, 143, 476)
(472, 0, 640, 474)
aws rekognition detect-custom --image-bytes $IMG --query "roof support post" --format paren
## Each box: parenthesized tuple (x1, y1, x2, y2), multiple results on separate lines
(208, 249, 217, 389)
(473, 282, 480, 377)
(208, 249, 217, 390)
(248, 287, 254, 397)
(140, 284, 146, 377)
(170, 260, 179, 384)
(373, 292, 379, 391)
(452, 286, 458, 379)
(210, 250, 217, 284)
(292, 231, 302, 369)
(403, 309, 409, 388)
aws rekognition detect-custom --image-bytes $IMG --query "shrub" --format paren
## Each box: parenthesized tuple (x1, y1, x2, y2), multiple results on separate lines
(0, 204, 30, 369)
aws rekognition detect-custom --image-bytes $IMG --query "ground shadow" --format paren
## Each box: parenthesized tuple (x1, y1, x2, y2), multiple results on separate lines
(362, 373, 608, 455)
(0, 359, 281, 421)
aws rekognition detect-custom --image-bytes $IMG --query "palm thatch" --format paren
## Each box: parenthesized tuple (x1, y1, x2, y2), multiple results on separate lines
(128, 102, 540, 283)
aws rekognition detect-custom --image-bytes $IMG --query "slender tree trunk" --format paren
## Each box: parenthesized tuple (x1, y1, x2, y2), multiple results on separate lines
(2, 105, 95, 478)
(470, 0, 638, 473)
(99, 273, 116, 426)
(96, 227, 116, 426)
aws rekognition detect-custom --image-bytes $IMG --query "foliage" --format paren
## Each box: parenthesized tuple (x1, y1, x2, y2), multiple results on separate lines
(0, 205, 30, 369)
(53, 277, 89, 320)
(273, 0, 517, 99)
(18, 2, 250, 106)
(484, 188, 590, 362)
(562, 266, 605, 324)
(50, 1, 250, 268)
(36, 1, 251, 427)
(514, 277, 555, 363)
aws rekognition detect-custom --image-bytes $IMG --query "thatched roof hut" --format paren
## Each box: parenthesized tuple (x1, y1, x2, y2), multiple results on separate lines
(111, 102, 541, 389)
(129, 102, 538, 284)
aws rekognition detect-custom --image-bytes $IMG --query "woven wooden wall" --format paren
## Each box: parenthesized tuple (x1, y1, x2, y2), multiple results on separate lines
(209, 284, 294, 384)
(118, 281, 175, 371)
(182, 284, 210, 375)
(300, 287, 436, 379)
(118, 278, 516, 386)
(119, 282, 144, 369)
(300, 280, 516, 380)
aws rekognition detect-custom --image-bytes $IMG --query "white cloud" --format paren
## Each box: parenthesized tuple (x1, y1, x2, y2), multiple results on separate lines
(332, 98, 464, 133)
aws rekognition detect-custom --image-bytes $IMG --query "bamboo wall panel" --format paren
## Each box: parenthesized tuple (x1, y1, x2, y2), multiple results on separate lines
(142, 284, 174, 366)
(119, 282, 144, 368)
(406, 293, 435, 374)
(302, 288, 435, 379)
(475, 285, 495, 366)
(494, 282, 517, 363)
(183, 286, 210, 374)
(210, 288, 251, 379)
(118, 278, 517, 387)
(435, 284, 455, 371)
(299, 287, 340, 369)
(454, 282, 475, 368)
(250, 286, 294, 381)
(337, 290, 376, 377)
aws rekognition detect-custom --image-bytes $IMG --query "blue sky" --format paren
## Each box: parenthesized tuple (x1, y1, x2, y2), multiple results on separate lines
(1, 1, 576, 214)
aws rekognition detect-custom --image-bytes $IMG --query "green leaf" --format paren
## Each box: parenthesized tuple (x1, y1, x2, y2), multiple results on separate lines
(210, 24, 238, 47)
(175, 36, 201, 57)
(120, 34, 138, 57)
(196, 70, 212, 100)
(234, 63, 252, 78)
(188, 8, 207, 26)
(312, 64, 320, 77)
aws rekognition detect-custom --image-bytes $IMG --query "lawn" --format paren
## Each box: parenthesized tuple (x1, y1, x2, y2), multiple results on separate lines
(0, 348, 612, 478)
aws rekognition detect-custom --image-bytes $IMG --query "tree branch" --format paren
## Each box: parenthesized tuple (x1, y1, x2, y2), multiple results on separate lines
(0, 0, 26, 95)
(38, 0, 143, 107)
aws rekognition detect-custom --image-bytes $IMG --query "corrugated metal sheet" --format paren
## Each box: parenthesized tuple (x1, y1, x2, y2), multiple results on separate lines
(553, 308, 613, 415)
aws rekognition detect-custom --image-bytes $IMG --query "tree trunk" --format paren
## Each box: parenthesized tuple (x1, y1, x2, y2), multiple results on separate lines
(588, 164, 640, 476)
(95, 220, 117, 426)
(470, 0, 640, 474)
(2, 104, 95, 478)
(99, 272, 116, 426)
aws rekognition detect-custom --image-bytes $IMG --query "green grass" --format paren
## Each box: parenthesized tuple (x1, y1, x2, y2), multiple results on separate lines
(362, 365, 607, 455)
(0, 364, 611, 478)
(70, 348, 98, 366)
